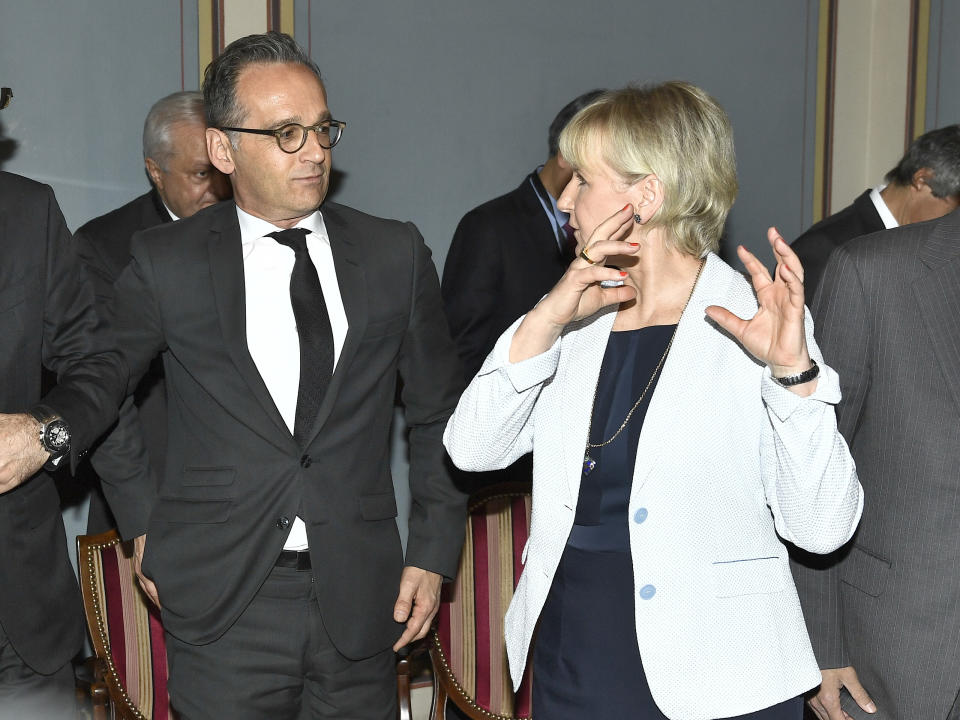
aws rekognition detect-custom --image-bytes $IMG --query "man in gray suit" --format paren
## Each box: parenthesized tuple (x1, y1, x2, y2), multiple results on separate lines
(792, 206, 960, 720)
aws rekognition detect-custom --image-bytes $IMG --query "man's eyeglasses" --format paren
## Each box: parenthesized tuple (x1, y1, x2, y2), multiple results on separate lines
(219, 120, 346, 153)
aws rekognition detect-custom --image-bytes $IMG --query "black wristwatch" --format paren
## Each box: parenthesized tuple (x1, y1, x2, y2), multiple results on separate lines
(773, 359, 820, 387)
(29, 406, 71, 462)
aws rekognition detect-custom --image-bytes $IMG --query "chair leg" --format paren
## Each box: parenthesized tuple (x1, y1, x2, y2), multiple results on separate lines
(397, 653, 412, 720)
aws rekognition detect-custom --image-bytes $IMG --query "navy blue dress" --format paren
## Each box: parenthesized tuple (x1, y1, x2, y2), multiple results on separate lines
(531, 326, 802, 719)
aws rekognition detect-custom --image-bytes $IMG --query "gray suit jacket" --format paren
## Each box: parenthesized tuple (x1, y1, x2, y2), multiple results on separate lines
(791, 207, 960, 720)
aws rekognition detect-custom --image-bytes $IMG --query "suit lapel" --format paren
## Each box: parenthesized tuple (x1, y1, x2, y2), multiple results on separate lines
(301, 204, 368, 445)
(913, 210, 960, 417)
(206, 205, 293, 443)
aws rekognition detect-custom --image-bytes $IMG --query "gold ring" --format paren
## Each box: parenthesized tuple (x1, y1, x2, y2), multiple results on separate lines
(579, 247, 598, 265)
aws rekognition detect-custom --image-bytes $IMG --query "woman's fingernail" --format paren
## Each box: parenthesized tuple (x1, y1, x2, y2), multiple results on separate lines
(629, 242, 639, 247)
(619, 271, 627, 277)
(622, 203, 632, 212)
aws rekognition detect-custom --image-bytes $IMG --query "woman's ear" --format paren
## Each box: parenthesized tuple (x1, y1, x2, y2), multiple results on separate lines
(632, 174, 664, 224)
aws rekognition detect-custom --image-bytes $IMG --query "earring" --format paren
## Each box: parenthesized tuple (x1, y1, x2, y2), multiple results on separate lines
(633, 214, 643, 224)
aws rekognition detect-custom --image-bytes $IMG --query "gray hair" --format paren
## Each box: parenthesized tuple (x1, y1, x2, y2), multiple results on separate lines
(548, 89, 607, 158)
(885, 124, 960, 198)
(142, 91, 206, 169)
(202, 31, 322, 134)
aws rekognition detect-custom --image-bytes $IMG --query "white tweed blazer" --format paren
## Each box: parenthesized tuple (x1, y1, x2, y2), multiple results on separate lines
(444, 253, 863, 720)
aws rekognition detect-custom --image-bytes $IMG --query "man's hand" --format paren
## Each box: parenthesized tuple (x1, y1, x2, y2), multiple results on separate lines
(392, 566, 443, 651)
(808, 666, 876, 720)
(132, 534, 161, 608)
(0, 413, 48, 494)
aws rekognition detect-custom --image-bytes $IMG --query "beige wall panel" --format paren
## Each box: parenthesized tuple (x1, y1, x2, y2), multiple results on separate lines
(224, 0, 268, 45)
(831, 0, 910, 210)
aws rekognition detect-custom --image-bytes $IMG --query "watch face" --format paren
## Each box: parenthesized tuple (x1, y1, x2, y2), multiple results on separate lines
(45, 419, 70, 453)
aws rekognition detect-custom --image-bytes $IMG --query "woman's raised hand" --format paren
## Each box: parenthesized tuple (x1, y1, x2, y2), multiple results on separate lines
(509, 205, 640, 363)
(704, 227, 814, 388)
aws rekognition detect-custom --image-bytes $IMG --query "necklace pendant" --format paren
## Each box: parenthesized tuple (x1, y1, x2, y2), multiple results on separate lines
(582, 452, 597, 476)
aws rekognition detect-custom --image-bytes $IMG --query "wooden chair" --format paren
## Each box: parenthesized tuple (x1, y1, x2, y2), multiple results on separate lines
(77, 529, 174, 720)
(399, 482, 534, 720)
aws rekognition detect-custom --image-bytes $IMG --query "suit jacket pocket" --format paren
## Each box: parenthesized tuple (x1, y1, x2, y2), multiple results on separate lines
(360, 492, 398, 520)
(152, 497, 232, 524)
(181, 466, 237, 487)
(0, 280, 25, 313)
(712, 556, 785, 598)
(839, 544, 890, 597)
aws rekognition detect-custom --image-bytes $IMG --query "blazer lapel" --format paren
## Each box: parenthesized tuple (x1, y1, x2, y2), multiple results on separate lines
(301, 204, 368, 445)
(630, 254, 723, 492)
(207, 205, 293, 445)
(914, 210, 960, 417)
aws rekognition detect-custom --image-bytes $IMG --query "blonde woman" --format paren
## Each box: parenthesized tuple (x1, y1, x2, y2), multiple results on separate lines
(444, 83, 862, 720)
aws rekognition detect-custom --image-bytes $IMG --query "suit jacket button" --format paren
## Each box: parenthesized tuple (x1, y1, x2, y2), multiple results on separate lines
(300, 454, 312, 468)
(277, 516, 290, 530)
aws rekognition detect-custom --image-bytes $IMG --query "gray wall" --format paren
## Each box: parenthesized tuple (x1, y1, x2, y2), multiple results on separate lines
(300, 0, 821, 270)
(926, 0, 960, 130)
(0, 0, 198, 230)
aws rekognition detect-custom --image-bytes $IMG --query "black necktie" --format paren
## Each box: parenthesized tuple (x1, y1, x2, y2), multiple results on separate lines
(268, 228, 334, 445)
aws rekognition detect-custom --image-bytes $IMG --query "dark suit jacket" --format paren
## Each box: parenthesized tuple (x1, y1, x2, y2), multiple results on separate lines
(0, 172, 125, 673)
(99, 200, 466, 659)
(75, 189, 171, 531)
(790, 207, 960, 719)
(791, 189, 885, 307)
(442, 172, 572, 381)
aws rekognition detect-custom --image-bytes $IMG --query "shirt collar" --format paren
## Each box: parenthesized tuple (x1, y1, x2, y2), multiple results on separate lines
(236, 206, 328, 246)
(870, 184, 899, 229)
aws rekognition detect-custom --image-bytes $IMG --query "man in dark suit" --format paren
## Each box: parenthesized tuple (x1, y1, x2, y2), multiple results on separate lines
(440, 91, 603, 496)
(0, 172, 126, 718)
(76, 90, 230, 532)
(791, 207, 960, 720)
(792, 124, 960, 306)
(442, 89, 605, 383)
(96, 32, 465, 720)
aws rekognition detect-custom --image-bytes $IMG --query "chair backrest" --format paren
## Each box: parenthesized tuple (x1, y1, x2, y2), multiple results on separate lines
(77, 529, 173, 720)
(430, 482, 533, 720)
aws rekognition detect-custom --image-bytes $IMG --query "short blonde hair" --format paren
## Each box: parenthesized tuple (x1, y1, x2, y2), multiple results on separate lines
(559, 82, 737, 257)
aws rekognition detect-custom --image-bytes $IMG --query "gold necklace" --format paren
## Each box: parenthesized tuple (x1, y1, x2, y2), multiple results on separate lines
(582, 258, 705, 476)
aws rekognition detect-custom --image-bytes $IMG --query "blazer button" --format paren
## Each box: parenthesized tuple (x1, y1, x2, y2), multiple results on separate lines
(276, 516, 290, 530)
(300, 454, 312, 468)
(639, 584, 656, 600)
(633, 507, 648, 524)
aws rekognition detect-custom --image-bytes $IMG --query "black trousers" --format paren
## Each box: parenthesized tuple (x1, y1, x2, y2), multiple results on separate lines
(165, 564, 396, 720)
(0, 622, 75, 720)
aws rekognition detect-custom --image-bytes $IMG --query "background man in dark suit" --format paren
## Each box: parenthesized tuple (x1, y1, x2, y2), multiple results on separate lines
(76, 90, 230, 532)
(442, 88, 605, 383)
(440, 90, 603, 496)
(791, 207, 960, 720)
(96, 32, 465, 720)
(791, 124, 960, 305)
(0, 172, 125, 718)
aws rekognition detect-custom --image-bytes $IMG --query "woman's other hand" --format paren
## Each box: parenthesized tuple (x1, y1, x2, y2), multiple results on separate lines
(509, 205, 639, 362)
(705, 227, 816, 394)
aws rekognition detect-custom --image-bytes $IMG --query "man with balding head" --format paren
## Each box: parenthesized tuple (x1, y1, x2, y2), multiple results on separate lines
(76, 90, 230, 531)
(791, 124, 960, 306)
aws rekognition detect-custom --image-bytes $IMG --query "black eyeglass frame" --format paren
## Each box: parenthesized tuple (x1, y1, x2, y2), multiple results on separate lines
(219, 120, 346, 153)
